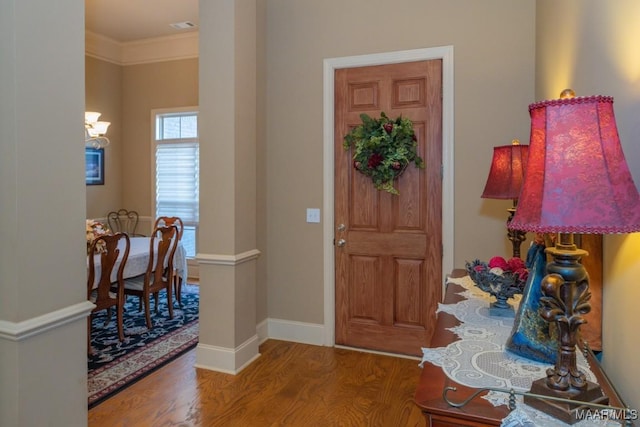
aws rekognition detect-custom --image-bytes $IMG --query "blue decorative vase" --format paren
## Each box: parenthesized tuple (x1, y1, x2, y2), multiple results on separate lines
(505, 242, 558, 364)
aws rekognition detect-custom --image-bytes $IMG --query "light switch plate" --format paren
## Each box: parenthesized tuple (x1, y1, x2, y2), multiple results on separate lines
(306, 208, 321, 223)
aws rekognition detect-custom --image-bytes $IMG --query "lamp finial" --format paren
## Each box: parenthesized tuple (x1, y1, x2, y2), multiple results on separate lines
(559, 88, 576, 99)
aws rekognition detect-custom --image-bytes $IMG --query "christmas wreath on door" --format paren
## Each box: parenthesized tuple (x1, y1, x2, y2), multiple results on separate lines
(343, 112, 424, 195)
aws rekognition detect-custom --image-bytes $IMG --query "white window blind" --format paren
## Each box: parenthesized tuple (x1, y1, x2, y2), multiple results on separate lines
(155, 111, 199, 226)
(155, 142, 199, 225)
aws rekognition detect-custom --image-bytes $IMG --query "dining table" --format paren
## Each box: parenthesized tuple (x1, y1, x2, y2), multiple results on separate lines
(88, 236, 188, 289)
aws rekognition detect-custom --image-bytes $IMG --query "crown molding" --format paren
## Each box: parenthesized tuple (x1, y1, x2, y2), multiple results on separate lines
(85, 31, 199, 66)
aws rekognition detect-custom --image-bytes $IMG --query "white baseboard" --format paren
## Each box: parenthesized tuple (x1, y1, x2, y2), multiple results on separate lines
(192, 319, 324, 374)
(256, 319, 419, 361)
(256, 318, 269, 344)
(194, 334, 260, 374)
(263, 318, 325, 347)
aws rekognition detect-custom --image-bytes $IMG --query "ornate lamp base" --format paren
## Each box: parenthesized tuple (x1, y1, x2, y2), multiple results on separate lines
(507, 207, 527, 259)
(525, 377, 609, 424)
(527, 233, 607, 424)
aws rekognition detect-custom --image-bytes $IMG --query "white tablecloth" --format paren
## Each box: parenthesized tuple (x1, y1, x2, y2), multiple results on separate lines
(88, 236, 187, 288)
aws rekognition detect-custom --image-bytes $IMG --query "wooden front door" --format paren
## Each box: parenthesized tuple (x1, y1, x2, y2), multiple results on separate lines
(334, 60, 443, 356)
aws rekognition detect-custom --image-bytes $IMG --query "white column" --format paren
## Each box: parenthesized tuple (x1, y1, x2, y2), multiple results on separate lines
(195, 0, 260, 373)
(0, 0, 92, 425)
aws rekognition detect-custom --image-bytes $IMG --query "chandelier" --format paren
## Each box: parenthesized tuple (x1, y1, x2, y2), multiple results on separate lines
(85, 111, 111, 149)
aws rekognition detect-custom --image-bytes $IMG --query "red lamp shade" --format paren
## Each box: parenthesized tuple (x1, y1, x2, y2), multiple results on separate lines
(509, 95, 640, 234)
(481, 142, 529, 200)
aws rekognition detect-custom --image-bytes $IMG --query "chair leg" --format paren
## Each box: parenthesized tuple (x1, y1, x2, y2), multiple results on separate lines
(87, 316, 92, 355)
(174, 274, 182, 308)
(153, 292, 159, 313)
(144, 293, 152, 329)
(116, 303, 124, 341)
(105, 307, 112, 326)
(167, 284, 174, 320)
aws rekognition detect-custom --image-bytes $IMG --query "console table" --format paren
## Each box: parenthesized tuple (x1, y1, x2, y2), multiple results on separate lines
(414, 269, 628, 427)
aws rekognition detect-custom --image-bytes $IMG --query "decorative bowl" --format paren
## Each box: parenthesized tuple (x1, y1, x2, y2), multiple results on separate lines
(465, 258, 528, 315)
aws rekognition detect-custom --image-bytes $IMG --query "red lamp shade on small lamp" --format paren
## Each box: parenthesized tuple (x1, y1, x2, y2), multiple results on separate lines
(481, 140, 529, 200)
(508, 91, 640, 423)
(481, 140, 529, 258)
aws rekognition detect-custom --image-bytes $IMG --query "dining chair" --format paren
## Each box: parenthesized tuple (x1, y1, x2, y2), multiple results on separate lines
(107, 209, 144, 236)
(123, 225, 179, 329)
(154, 216, 185, 306)
(154, 216, 184, 240)
(87, 232, 130, 354)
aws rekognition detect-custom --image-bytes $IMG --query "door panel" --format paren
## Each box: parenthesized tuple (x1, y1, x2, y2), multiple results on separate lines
(335, 60, 443, 356)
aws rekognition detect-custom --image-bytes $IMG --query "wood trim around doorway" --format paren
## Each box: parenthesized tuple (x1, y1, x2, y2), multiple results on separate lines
(322, 46, 455, 347)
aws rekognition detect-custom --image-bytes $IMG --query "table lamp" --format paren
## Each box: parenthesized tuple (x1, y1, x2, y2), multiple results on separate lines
(508, 90, 640, 423)
(481, 139, 529, 258)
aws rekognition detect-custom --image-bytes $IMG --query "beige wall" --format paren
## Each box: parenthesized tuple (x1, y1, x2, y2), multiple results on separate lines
(256, 0, 268, 327)
(1, 0, 89, 425)
(195, 0, 262, 368)
(82, 0, 640, 412)
(85, 0, 537, 331)
(85, 57, 199, 228)
(85, 56, 122, 219)
(88, 0, 537, 364)
(536, 0, 640, 412)
(122, 59, 199, 222)
(264, 0, 536, 323)
(6, 1, 638, 424)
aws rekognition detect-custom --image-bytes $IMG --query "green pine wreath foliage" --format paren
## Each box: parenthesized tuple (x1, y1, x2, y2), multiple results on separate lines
(343, 112, 424, 195)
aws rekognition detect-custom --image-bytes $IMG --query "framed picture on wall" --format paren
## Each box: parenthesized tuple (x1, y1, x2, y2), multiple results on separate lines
(85, 148, 104, 185)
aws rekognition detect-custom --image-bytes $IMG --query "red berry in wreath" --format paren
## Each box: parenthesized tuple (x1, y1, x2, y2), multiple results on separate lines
(383, 123, 393, 134)
(368, 153, 383, 168)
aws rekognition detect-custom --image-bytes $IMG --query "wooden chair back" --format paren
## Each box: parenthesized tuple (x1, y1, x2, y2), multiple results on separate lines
(123, 225, 179, 329)
(154, 216, 184, 240)
(153, 217, 187, 307)
(107, 209, 141, 236)
(87, 232, 130, 350)
(147, 225, 179, 290)
(88, 232, 131, 305)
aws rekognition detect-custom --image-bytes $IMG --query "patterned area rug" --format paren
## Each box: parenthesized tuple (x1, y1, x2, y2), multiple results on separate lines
(88, 284, 199, 408)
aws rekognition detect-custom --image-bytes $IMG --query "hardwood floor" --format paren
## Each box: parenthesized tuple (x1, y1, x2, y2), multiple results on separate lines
(88, 339, 426, 426)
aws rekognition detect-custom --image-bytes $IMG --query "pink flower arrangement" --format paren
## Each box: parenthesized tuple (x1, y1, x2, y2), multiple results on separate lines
(488, 256, 509, 271)
(86, 219, 110, 254)
(488, 256, 528, 283)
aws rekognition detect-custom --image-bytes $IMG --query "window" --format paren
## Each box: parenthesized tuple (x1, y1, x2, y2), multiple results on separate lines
(153, 109, 199, 258)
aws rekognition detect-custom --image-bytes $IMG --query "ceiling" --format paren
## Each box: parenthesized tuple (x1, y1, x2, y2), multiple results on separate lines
(85, 0, 199, 43)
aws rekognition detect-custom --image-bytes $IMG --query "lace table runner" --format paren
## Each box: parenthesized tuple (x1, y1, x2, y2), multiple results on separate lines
(419, 275, 621, 427)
